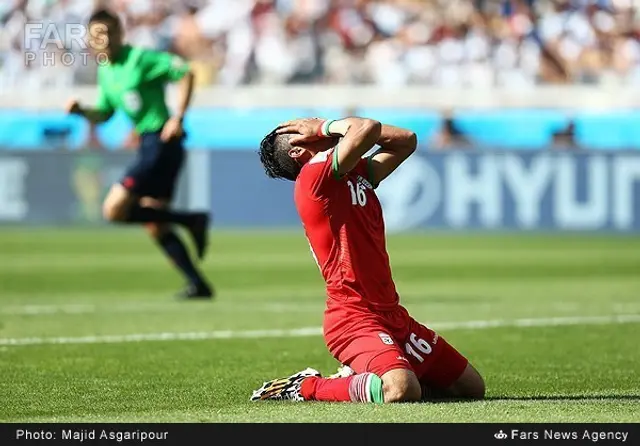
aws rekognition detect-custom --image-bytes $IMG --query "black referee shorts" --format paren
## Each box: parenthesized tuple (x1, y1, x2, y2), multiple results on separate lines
(120, 131, 185, 201)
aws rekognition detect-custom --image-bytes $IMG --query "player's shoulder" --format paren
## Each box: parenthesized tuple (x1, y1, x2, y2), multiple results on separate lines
(137, 47, 186, 66)
(309, 149, 333, 166)
(132, 45, 156, 63)
(295, 148, 340, 202)
(296, 149, 331, 183)
(302, 148, 333, 172)
(131, 46, 175, 67)
(97, 45, 143, 70)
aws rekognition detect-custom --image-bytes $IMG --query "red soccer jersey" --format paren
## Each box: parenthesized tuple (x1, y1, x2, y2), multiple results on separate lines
(294, 148, 399, 310)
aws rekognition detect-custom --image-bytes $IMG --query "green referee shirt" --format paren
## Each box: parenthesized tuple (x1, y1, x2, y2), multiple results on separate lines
(95, 45, 190, 134)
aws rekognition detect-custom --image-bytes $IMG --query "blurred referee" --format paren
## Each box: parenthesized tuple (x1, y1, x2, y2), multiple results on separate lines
(67, 8, 214, 300)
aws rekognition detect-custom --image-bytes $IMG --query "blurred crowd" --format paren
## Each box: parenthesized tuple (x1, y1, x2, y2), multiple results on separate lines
(0, 0, 639, 89)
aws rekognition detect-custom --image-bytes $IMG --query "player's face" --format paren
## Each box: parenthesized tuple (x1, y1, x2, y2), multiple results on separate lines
(88, 21, 123, 60)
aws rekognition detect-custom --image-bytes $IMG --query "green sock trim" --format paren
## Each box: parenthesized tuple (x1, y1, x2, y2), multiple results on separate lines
(369, 374, 384, 404)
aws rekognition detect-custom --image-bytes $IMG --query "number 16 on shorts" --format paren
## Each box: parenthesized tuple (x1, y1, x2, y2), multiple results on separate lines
(405, 333, 432, 363)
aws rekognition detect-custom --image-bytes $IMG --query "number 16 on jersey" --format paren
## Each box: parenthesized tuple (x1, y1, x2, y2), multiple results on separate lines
(347, 180, 367, 207)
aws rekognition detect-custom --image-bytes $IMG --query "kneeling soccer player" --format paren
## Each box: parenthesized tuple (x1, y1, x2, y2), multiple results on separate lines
(251, 117, 485, 403)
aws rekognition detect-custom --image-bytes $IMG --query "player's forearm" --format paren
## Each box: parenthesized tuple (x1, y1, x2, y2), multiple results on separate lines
(326, 117, 381, 174)
(76, 108, 112, 124)
(376, 125, 417, 155)
(363, 125, 417, 187)
(174, 70, 195, 121)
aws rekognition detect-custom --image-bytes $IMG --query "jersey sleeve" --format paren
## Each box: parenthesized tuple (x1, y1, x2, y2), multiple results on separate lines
(140, 49, 190, 83)
(362, 154, 379, 189)
(330, 145, 379, 188)
(94, 84, 115, 115)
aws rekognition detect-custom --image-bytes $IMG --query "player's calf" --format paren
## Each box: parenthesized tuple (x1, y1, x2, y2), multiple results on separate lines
(140, 199, 172, 239)
(144, 222, 171, 239)
(103, 185, 210, 258)
(381, 369, 422, 403)
(145, 221, 213, 299)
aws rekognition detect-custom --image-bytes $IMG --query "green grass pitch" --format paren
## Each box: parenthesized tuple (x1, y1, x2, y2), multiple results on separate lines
(0, 228, 638, 422)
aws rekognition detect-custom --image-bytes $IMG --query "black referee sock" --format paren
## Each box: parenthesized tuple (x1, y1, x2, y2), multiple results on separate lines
(126, 204, 196, 227)
(156, 231, 206, 287)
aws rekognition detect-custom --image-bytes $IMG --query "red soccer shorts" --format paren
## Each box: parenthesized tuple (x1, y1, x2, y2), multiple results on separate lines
(323, 304, 468, 389)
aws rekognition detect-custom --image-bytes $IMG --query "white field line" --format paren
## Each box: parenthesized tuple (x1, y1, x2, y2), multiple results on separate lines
(1, 299, 637, 318)
(0, 302, 328, 316)
(2, 299, 615, 316)
(1, 249, 638, 270)
(0, 314, 638, 347)
(0, 301, 325, 315)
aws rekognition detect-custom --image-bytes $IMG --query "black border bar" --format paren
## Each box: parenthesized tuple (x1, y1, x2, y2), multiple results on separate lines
(1, 423, 637, 445)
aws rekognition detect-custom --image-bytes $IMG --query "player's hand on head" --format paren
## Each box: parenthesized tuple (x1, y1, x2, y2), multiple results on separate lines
(65, 98, 82, 115)
(161, 116, 184, 142)
(276, 118, 325, 145)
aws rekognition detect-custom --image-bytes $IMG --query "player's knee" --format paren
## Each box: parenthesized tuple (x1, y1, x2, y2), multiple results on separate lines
(382, 370, 422, 403)
(102, 201, 127, 222)
(450, 364, 485, 400)
(102, 202, 119, 222)
(103, 184, 135, 222)
(102, 196, 131, 222)
(465, 370, 486, 400)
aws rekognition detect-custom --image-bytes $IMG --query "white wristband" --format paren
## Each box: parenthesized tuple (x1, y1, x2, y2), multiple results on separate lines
(320, 119, 335, 137)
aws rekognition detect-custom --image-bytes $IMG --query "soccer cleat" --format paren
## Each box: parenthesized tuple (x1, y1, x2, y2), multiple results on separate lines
(187, 212, 210, 260)
(175, 282, 214, 300)
(328, 364, 355, 379)
(250, 367, 321, 402)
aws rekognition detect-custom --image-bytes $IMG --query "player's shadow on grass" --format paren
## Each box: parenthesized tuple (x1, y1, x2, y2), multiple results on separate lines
(485, 395, 640, 402)
(425, 395, 639, 404)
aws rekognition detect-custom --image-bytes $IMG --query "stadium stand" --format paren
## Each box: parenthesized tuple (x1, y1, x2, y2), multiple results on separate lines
(1, 0, 639, 150)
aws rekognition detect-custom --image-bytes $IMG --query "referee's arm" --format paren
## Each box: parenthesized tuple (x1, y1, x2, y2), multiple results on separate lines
(173, 68, 194, 123)
(66, 86, 114, 124)
(142, 50, 195, 122)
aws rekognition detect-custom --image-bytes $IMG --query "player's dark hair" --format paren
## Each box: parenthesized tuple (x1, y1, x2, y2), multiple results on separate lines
(259, 130, 301, 181)
(88, 8, 121, 31)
